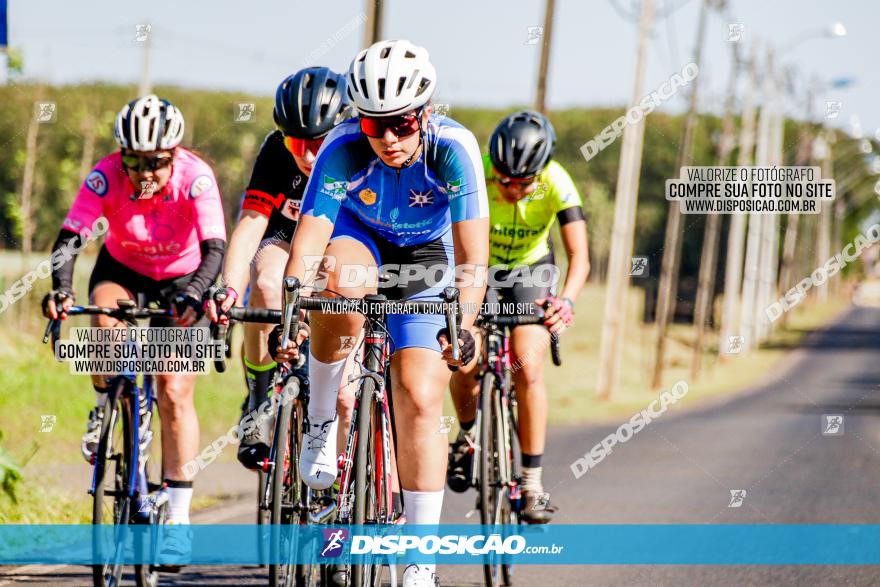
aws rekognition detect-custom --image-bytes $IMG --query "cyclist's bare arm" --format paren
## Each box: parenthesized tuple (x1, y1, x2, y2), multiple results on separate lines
(450, 217, 489, 332)
(558, 218, 590, 301)
(283, 214, 335, 292)
(208, 210, 270, 320)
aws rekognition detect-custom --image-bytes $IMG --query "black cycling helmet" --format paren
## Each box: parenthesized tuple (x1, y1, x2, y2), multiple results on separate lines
(489, 110, 557, 178)
(274, 67, 351, 139)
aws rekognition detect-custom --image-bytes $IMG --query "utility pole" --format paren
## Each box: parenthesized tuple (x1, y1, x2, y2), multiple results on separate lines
(650, 0, 711, 389)
(596, 0, 654, 400)
(363, 0, 385, 47)
(534, 0, 557, 114)
(691, 44, 741, 379)
(719, 43, 758, 359)
(815, 131, 833, 302)
(20, 86, 43, 261)
(137, 28, 152, 96)
(777, 85, 815, 322)
(740, 49, 775, 352)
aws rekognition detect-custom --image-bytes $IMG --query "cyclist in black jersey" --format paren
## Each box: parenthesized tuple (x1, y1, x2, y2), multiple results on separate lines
(206, 67, 352, 469)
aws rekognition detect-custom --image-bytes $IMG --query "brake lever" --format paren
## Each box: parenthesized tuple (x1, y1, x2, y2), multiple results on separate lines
(281, 277, 302, 351)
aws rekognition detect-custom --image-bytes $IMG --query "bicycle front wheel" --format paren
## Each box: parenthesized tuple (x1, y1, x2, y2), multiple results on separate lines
(269, 381, 296, 586)
(350, 377, 385, 587)
(92, 378, 131, 587)
(479, 371, 510, 587)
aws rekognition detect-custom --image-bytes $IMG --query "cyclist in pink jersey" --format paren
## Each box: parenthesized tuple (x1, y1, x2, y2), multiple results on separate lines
(42, 95, 226, 553)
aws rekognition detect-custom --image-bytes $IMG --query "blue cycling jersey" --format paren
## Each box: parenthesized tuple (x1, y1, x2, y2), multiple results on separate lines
(300, 116, 489, 247)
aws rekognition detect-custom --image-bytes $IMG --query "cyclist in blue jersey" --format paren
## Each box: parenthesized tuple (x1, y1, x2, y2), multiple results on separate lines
(276, 40, 489, 587)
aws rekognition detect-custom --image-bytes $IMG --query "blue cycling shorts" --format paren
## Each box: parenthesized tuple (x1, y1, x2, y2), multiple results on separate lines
(330, 208, 454, 354)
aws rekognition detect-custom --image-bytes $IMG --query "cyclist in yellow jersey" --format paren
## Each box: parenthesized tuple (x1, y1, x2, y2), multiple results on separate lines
(448, 111, 590, 523)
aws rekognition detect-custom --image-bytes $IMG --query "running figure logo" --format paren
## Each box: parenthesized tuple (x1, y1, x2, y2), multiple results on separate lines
(320, 528, 349, 558)
(629, 256, 648, 277)
(728, 490, 747, 508)
(822, 414, 844, 436)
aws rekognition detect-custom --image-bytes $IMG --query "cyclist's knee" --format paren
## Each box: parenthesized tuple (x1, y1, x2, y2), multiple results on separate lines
(250, 269, 282, 308)
(156, 376, 196, 413)
(512, 362, 544, 393)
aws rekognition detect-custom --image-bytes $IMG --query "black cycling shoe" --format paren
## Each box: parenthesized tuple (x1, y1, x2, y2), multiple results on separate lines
(446, 431, 474, 493)
(519, 489, 557, 524)
(236, 396, 271, 470)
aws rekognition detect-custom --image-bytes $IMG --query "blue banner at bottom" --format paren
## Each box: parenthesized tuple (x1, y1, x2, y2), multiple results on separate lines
(1, 524, 880, 565)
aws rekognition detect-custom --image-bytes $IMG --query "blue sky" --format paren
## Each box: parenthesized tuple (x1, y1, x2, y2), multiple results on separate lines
(7, 0, 875, 133)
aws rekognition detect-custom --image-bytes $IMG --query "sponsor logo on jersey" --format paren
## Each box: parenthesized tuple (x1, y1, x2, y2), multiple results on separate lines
(281, 198, 302, 221)
(322, 175, 348, 201)
(358, 188, 377, 206)
(190, 175, 214, 198)
(85, 170, 108, 196)
(446, 178, 463, 193)
(409, 189, 434, 207)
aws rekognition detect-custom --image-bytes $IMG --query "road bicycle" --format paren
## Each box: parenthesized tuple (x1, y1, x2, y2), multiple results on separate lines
(271, 278, 461, 587)
(43, 300, 172, 587)
(467, 311, 561, 587)
(213, 285, 336, 587)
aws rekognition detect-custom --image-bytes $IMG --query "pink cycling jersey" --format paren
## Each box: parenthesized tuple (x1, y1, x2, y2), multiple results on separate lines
(62, 149, 226, 281)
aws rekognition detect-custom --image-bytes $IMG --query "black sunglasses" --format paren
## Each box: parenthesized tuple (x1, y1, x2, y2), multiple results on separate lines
(121, 152, 174, 172)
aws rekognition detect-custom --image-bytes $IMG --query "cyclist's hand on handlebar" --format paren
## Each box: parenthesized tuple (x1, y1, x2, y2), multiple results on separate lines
(269, 323, 311, 363)
(204, 287, 238, 324)
(536, 296, 574, 334)
(437, 328, 476, 367)
(42, 289, 75, 320)
(171, 292, 201, 327)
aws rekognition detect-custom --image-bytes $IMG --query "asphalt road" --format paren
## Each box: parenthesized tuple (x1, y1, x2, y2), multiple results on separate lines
(3, 305, 879, 586)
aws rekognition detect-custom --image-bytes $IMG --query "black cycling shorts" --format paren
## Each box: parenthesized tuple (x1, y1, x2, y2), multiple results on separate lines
(89, 246, 195, 328)
(485, 252, 559, 320)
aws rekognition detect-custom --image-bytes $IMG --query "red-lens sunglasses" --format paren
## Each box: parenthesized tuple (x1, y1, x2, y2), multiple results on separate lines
(359, 110, 421, 139)
(283, 135, 324, 157)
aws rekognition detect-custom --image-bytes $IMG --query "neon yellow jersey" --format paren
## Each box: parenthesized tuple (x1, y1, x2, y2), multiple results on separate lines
(484, 155, 584, 268)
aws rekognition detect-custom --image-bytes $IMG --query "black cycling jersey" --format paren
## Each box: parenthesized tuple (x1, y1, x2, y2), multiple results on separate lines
(241, 130, 308, 242)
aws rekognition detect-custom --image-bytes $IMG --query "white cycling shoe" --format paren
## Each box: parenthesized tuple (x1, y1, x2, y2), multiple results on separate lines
(403, 564, 440, 587)
(81, 407, 103, 462)
(299, 415, 338, 490)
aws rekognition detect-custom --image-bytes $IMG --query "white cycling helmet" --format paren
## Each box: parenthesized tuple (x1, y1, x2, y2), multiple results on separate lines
(114, 94, 185, 151)
(347, 39, 436, 117)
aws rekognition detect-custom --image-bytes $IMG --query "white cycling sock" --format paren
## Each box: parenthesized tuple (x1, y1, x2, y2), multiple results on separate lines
(402, 488, 444, 525)
(307, 354, 345, 421)
(166, 486, 193, 524)
(402, 489, 444, 579)
(521, 466, 543, 493)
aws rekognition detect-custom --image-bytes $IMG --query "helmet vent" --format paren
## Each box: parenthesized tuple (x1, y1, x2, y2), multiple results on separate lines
(380, 46, 391, 59)
(405, 50, 416, 58)
(378, 78, 386, 100)
(359, 78, 370, 100)
(416, 78, 431, 97)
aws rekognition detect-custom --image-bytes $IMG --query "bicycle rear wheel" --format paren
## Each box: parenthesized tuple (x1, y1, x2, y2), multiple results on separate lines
(92, 378, 132, 587)
(479, 371, 510, 587)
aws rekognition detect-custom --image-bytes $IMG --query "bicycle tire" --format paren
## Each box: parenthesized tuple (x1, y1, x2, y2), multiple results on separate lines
(269, 381, 295, 586)
(134, 494, 167, 587)
(92, 378, 130, 587)
(479, 371, 506, 587)
(350, 377, 385, 587)
(500, 394, 519, 587)
(134, 394, 163, 587)
(293, 401, 324, 587)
